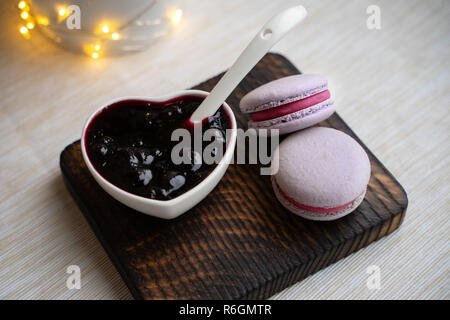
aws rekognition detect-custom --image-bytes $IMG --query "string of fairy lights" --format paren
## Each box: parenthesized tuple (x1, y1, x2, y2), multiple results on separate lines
(16, 1, 183, 59)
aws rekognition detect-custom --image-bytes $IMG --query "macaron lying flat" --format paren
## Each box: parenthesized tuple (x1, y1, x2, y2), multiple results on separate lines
(240, 74, 335, 135)
(271, 127, 371, 221)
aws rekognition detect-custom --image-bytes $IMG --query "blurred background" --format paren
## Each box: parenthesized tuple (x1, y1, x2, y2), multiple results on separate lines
(0, 0, 449, 299)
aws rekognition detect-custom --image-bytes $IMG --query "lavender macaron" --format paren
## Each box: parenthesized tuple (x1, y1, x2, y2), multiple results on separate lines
(271, 127, 371, 221)
(240, 74, 335, 135)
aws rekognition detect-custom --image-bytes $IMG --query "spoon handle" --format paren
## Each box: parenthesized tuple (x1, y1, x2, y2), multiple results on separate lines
(189, 5, 307, 123)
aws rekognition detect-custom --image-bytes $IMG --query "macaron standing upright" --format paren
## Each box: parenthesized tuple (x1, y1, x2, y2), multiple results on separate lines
(240, 74, 335, 135)
(271, 127, 371, 221)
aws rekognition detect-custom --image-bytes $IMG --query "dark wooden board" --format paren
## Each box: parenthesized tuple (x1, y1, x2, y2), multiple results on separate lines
(60, 53, 408, 300)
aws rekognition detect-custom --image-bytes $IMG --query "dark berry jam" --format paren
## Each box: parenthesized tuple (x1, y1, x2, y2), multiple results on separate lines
(85, 96, 230, 200)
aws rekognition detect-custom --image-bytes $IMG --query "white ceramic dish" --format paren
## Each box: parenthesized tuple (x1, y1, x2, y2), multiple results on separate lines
(81, 90, 237, 219)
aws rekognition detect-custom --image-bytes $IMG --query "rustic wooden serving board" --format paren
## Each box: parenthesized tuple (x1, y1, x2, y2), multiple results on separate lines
(60, 53, 408, 300)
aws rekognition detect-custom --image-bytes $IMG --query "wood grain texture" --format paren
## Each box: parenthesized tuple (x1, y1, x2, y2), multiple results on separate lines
(60, 54, 408, 300)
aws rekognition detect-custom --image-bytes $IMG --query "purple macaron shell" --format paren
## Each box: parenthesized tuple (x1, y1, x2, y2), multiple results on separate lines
(240, 74, 328, 113)
(272, 127, 371, 220)
(272, 180, 367, 221)
(249, 99, 335, 135)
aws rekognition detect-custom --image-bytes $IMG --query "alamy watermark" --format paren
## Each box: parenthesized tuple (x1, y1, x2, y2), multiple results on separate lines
(366, 5, 381, 30)
(54, 4, 81, 29)
(171, 128, 279, 175)
(58, 4, 382, 32)
(366, 265, 381, 290)
(66, 265, 81, 290)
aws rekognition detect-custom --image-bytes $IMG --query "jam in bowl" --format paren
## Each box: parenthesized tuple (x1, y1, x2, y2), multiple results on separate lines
(81, 90, 237, 219)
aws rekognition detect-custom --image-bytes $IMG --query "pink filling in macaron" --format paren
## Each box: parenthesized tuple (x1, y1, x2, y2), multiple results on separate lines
(276, 181, 354, 214)
(250, 90, 331, 122)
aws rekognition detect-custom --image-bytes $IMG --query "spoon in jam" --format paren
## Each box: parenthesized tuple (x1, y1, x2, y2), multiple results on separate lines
(80, 5, 308, 219)
(187, 5, 307, 127)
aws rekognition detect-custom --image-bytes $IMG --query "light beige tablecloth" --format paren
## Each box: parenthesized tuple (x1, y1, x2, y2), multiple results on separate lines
(1, 0, 448, 299)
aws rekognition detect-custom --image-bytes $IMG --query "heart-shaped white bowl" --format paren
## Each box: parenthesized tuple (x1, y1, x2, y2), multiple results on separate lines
(81, 90, 237, 219)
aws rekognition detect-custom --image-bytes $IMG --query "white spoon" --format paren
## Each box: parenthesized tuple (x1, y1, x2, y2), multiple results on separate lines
(188, 5, 307, 125)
